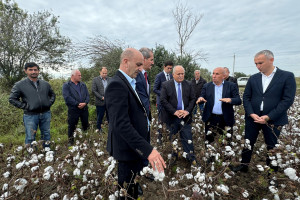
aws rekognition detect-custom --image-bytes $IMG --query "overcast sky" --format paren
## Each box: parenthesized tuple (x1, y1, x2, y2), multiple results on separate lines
(16, 0, 300, 76)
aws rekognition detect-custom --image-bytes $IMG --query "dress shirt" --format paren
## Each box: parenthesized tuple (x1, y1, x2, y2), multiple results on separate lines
(174, 80, 184, 110)
(212, 81, 224, 115)
(164, 71, 170, 81)
(142, 69, 150, 95)
(100, 76, 108, 90)
(260, 67, 277, 111)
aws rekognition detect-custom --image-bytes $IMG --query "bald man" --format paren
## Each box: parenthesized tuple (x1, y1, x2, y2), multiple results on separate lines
(105, 48, 166, 199)
(196, 67, 241, 146)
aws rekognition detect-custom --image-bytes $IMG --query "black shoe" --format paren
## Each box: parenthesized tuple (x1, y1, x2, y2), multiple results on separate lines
(137, 183, 143, 196)
(229, 164, 248, 173)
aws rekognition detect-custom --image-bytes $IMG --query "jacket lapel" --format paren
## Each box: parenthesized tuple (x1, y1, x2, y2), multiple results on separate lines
(255, 74, 263, 94)
(264, 68, 281, 93)
(117, 71, 146, 111)
(222, 81, 228, 98)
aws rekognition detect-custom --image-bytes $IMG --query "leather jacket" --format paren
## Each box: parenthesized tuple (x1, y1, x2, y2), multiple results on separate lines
(9, 78, 56, 115)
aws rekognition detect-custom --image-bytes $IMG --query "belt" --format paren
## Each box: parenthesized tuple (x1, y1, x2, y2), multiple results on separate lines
(211, 113, 223, 117)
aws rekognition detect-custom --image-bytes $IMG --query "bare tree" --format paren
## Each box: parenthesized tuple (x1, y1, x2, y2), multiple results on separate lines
(172, 1, 207, 61)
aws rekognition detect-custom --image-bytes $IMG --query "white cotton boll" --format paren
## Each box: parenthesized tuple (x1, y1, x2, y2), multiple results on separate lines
(180, 121, 185, 126)
(182, 152, 187, 158)
(224, 173, 232, 179)
(207, 131, 212, 135)
(158, 124, 162, 129)
(188, 140, 192, 144)
(45, 151, 54, 162)
(49, 193, 59, 200)
(13, 178, 28, 194)
(172, 140, 178, 146)
(185, 173, 193, 179)
(269, 186, 278, 194)
(284, 168, 298, 180)
(235, 135, 242, 140)
(271, 160, 278, 166)
(43, 172, 51, 180)
(73, 168, 80, 176)
(16, 160, 26, 170)
(77, 161, 83, 168)
(242, 190, 249, 198)
(257, 165, 264, 172)
(1, 191, 11, 199)
(274, 194, 280, 200)
(70, 194, 78, 200)
(3, 171, 10, 178)
(80, 186, 87, 196)
(226, 133, 231, 138)
(216, 184, 229, 194)
(108, 194, 115, 200)
(31, 166, 39, 172)
(16, 146, 23, 152)
(2, 183, 8, 191)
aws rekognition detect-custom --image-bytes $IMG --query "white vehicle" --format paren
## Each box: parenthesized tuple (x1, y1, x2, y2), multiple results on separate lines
(237, 77, 249, 87)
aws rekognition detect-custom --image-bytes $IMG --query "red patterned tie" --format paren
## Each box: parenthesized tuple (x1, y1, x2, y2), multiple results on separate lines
(144, 72, 148, 83)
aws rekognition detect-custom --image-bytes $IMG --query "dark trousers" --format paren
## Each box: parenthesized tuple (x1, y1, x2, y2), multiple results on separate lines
(169, 118, 195, 162)
(241, 116, 281, 164)
(96, 105, 108, 130)
(118, 160, 144, 199)
(67, 107, 89, 143)
(205, 114, 233, 143)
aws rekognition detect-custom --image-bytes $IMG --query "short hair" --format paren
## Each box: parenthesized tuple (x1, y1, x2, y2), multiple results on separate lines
(24, 62, 39, 70)
(139, 47, 152, 59)
(224, 67, 229, 72)
(255, 50, 274, 59)
(71, 69, 79, 76)
(101, 67, 107, 71)
(173, 65, 185, 74)
(194, 70, 200, 74)
(120, 49, 134, 63)
(164, 60, 174, 67)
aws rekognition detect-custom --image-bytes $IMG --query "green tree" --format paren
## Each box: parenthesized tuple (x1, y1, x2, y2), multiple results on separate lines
(234, 72, 248, 79)
(0, 0, 71, 87)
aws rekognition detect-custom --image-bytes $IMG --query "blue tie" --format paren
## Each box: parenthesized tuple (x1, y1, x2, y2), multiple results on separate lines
(177, 83, 182, 110)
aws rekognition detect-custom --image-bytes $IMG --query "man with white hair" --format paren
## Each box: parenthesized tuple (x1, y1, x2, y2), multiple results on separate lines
(62, 69, 90, 146)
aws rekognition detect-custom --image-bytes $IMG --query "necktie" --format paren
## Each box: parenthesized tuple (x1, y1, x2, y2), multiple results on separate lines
(144, 72, 148, 83)
(177, 83, 182, 110)
(166, 74, 169, 81)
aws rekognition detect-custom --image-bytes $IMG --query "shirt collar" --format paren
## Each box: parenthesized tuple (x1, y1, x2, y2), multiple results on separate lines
(213, 80, 224, 86)
(261, 66, 277, 77)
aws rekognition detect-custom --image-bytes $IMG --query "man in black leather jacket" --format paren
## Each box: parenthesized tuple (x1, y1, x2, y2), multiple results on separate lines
(9, 62, 56, 147)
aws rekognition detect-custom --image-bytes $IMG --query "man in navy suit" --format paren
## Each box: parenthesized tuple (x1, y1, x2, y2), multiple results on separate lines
(153, 60, 174, 117)
(105, 48, 165, 199)
(135, 47, 154, 119)
(231, 50, 296, 173)
(160, 65, 197, 165)
(153, 61, 173, 144)
(196, 67, 241, 144)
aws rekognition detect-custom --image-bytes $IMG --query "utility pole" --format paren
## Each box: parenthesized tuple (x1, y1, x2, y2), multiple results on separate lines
(232, 53, 235, 76)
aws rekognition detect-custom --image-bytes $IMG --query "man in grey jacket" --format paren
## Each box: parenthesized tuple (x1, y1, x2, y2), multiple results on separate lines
(9, 62, 56, 147)
(92, 67, 110, 132)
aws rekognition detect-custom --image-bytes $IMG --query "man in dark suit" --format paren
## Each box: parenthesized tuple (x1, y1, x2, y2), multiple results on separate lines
(191, 69, 207, 114)
(160, 65, 197, 165)
(231, 50, 296, 173)
(62, 69, 90, 146)
(153, 60, 173, 144)
(153, 60, 174, 117)
(196, 67, 241, 144)
(92, 67, 111, 133)
(135, 47, 154, 119)
(105, 48, 166, 199)
(224, 67, 238, 86)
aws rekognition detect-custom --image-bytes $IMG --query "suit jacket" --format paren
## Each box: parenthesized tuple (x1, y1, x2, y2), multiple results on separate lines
(105, 70, 153, 161)
(243, 68, 296, 125)
(62, 81, 89, 109)
(135, 71, 151, 118)
(191, 77, 207, 98)
(201, 81, 241, 126)
(160, 79, 195, 124)
(153, 71, 173, 106)
(225, 76, 238, 85)
(92, 76, 111, 106)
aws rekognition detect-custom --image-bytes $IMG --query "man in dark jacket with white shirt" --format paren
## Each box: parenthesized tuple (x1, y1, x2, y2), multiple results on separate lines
(9, 62, 56, 147)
